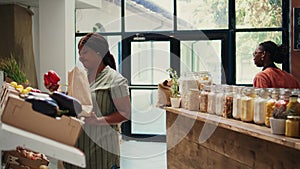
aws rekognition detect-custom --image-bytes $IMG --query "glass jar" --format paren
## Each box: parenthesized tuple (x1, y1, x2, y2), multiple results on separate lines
(187, 88, 200, 111)
(199, 85, 210, 112)
(215, 85, 225, 116)
(253, 88, 270, 125)
(272, 88, 290, 119)
(232, 86, 244, 120)
(222, 85, 233, 118)
(286, 89, 300, 116)
(207, 85, 216, 114)
(241, 87, 256, 122)
(198, 71, 212, 90)
(285, 115, 300, 138)
(179, 72, 198, 109)
(265, 88, 280, 127)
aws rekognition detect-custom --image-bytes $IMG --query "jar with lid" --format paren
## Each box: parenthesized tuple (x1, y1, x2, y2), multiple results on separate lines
(253, 88, 270, 125)
(187, 88, 200, 111)
(199, 85, 210, 112)
(286, 89, 300, 116)
(222, 85, 233, 118)
(215, 85, 225, 116)
(265, 88, 280, 127)
(197, 71, 212, 90)
(232, 86, 245, 120)
(179, 72, 198, 109)
(241, 87, 256, 122)
(272, 88, 291, 119)
(285, 115, 300, 137)
(207, 85, 216, 114)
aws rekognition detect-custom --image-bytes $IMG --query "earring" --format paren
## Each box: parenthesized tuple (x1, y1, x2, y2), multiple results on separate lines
(261, 56, 264, 61)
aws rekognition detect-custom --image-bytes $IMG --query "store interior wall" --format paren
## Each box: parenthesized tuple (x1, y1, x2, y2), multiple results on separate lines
(291, 0, 300, 82)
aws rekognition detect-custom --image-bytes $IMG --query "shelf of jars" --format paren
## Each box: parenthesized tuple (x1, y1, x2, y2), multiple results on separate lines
(165, 106, 300, 151)
(165, 71, 300, 151)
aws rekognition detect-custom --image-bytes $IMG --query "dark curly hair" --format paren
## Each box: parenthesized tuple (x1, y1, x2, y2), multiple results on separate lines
(259, 41, 288, 64)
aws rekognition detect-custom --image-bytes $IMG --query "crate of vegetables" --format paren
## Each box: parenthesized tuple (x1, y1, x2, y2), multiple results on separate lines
(3, 147, 49, 169)
(1, 94, 83, 146)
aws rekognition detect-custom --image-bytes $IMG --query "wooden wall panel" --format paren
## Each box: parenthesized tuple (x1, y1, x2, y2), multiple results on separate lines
(167, 111, 300, 169)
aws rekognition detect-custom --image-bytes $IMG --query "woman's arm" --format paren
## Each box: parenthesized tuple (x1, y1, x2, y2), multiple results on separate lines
(83, 95, 131, 126)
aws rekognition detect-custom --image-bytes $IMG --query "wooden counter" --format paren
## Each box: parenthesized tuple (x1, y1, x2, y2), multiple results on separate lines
(166, 107, 300, 169)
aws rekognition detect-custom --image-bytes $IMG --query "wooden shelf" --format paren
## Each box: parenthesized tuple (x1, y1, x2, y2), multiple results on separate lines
(165, 107, 300, 151)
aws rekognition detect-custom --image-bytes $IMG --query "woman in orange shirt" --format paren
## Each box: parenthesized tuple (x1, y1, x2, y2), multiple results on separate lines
(253, 40, 300, 89)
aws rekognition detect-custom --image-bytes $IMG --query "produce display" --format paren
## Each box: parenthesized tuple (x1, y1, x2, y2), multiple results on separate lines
(3, 146, 49, 169)
(16, 146, 47, 161)
(50, 91, 82, 117)
(24, 91, 82, 118)
(9, 81, 40, 95)
(4, 79, 82, 118)
(25, 93, 59, 117)
(43, 70, 60, 91)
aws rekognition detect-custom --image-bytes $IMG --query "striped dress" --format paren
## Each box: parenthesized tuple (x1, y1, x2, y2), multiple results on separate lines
(64, 66, 129, 169)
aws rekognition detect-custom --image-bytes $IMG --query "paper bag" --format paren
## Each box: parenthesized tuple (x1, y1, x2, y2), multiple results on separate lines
(67, 66, 93, 116)
(156, 80, 172, 107)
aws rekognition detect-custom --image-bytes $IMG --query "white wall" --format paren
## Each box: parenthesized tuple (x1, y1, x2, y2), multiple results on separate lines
(31, 7, 40, 89)
(38, 0, 75, 92)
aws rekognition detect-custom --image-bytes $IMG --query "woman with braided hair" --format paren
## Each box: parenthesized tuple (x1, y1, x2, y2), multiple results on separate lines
(252, 40, 300, 88)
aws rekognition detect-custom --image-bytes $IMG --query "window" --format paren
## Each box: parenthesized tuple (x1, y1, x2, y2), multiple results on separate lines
(180, 40, 222, 84)
(236, 31, 282, 84)
(75, 0, 288, 138)
(236, 0, 282, 29)
(75, 1, 121, 33)
(177, 0, 228, 30)
(235, 0, 285, 84)
(125, 0, 173, 31)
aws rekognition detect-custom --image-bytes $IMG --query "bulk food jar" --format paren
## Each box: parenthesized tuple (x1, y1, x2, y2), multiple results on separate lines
(187, 88, 200, 111)
(179, 72, 198, 109)
(272, 88, 291, 119)
(285, 90, 300, 137)
(207, 85, 216, 114)
(197, 71, 212, 90)
(265, 88, 280, 127)
(232, 86, 245, 120)
(285, 89, 300, 116)
(253, 88, 270, 125)
(222, 85, 234, 118)
(215, 84, 225, 116)
(285, 115, 300, 138)
(241, 87, 256, 122)
(199, 85, 210, 113)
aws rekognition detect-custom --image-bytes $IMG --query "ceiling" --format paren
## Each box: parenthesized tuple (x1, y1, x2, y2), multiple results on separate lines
(0, 0, 101, 9)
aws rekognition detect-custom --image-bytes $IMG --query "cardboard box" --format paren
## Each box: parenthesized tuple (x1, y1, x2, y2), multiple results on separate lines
(0, 83, 19, 115)
(3, 150, 49, 169)
(1, 95, 82, 146)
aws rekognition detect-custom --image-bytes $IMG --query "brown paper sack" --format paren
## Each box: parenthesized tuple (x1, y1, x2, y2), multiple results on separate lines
(156, 81, 172, 107)
(67, 66, 93, 116)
